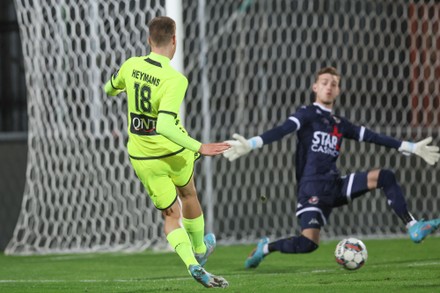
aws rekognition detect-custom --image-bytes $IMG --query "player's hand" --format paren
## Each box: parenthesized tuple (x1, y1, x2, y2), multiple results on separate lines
(199, 142, 231, 156)
(399, 136, 440, 165)
(223, 133, 252, 161)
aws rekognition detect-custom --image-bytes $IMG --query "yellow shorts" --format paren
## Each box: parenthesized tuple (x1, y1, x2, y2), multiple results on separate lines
(130, 149, 200, 210)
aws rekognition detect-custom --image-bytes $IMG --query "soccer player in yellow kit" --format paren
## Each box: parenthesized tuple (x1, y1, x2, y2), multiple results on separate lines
(104, 16, 229, 288)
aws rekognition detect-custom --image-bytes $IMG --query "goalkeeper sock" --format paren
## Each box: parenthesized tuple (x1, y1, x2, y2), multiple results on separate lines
(268, 235, 318, 254)
(378, 169, 414, 224)
(166, 228, 198, 268)
(182, 214, 206, 255)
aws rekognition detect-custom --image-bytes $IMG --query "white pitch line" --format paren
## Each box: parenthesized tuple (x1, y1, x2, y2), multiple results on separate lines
(0, 278, 190, 284)
(0, 271, 334, 284)
(406, 261, 440, 267)
(2, 263, 437, 284)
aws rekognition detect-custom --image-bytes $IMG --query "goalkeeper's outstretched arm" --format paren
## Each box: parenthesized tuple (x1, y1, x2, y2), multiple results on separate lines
(398, 137, 440, 165)
(358, 127, 440, 165)
(223, 119, 298, 162)
(224, 118, 440, 165)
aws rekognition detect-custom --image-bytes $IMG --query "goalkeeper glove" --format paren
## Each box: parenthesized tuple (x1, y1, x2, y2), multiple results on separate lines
(223, 133, 263, 161)
(398, 136, 440, 165)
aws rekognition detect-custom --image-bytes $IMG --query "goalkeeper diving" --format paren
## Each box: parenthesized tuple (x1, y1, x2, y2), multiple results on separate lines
(223, 66, 440, 269)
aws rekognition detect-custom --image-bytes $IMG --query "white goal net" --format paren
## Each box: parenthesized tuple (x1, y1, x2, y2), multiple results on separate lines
(7, 0, 440, 255)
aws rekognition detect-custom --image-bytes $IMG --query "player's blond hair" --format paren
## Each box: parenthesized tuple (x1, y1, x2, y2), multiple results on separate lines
(315, 67, 340, 82)
(148, 16, 175, 47)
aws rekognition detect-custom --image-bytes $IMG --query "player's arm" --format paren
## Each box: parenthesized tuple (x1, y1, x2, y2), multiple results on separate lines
(356, 126, 401, 149)
(156, 75, 201, 151)
(223, 114, 301, 162)
(156, 108, 229, 156)
(345, 121, 440, 165)
(156, 75, 229, 156)
(398, 137, 439, 165)
(156, 111, 201, 152)
(104, 62, 128, 96)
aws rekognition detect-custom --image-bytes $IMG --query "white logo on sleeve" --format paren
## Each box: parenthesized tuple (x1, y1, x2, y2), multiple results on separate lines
(308, 218, 320, 225)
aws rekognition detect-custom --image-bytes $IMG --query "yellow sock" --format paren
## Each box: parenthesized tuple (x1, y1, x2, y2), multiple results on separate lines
(166, 228, 198, 268)
(182, 214, 207, 255)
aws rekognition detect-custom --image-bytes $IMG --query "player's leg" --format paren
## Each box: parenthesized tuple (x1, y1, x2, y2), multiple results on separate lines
(367, 169, 416, 224)
(130, 157, 227, 288)
(338, 169, 415, 223)
(244, 234, 319, 269)
(176, 177, 216, 266)
(343, 169, 440, 243)
(244, 212, 321, 269)
(130, 157, 199, 267)
(163, 200, 228, 288)
(266, 212, 321, 254)
(176, 178, 206, 253)
(371, 169, 440, 243)
(244, 237, 269, 269)
(163, 200, 227, 288)
(162, 199, 199, 267)
(169, 151, 228, 287)
(172, 150, 215, 266)
(245, 180, 330, 269)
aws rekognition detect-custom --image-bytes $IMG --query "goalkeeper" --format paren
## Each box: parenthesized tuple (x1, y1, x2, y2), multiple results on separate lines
(104, 16, 229, 288)
(223, 67, 440, 269)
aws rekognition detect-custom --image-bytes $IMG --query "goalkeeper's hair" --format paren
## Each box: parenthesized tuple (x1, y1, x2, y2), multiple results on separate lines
(148, 16, 175, 47)
(315, 66, 340, 82)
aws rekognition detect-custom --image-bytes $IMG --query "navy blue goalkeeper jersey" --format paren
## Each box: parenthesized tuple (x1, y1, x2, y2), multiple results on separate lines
(259, 103, 401, 184)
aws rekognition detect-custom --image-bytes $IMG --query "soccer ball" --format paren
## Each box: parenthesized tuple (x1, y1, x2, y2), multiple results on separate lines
(334, 238, 368, 270)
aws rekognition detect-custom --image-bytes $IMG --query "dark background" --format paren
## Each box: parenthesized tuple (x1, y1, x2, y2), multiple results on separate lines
(0, 0, 27, 251)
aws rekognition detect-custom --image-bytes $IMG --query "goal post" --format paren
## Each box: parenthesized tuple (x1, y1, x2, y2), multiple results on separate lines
(6, 0, 169, 255)
(7, 0, 440, 255)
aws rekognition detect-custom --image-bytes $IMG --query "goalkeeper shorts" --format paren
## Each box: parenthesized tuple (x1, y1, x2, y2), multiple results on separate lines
(130, 149, 200, 210)
(296, 171, 369, 227)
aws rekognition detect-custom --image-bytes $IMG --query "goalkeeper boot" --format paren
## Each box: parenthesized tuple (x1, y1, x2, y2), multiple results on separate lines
(195, 233, 216, 267)
(408, 219, 440, 243)
(244, 237, 269, 269)
(189, 264, 229, 288)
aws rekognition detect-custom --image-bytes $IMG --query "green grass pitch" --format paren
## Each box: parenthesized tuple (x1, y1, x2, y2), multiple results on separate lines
(1, 237, 439, 292)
